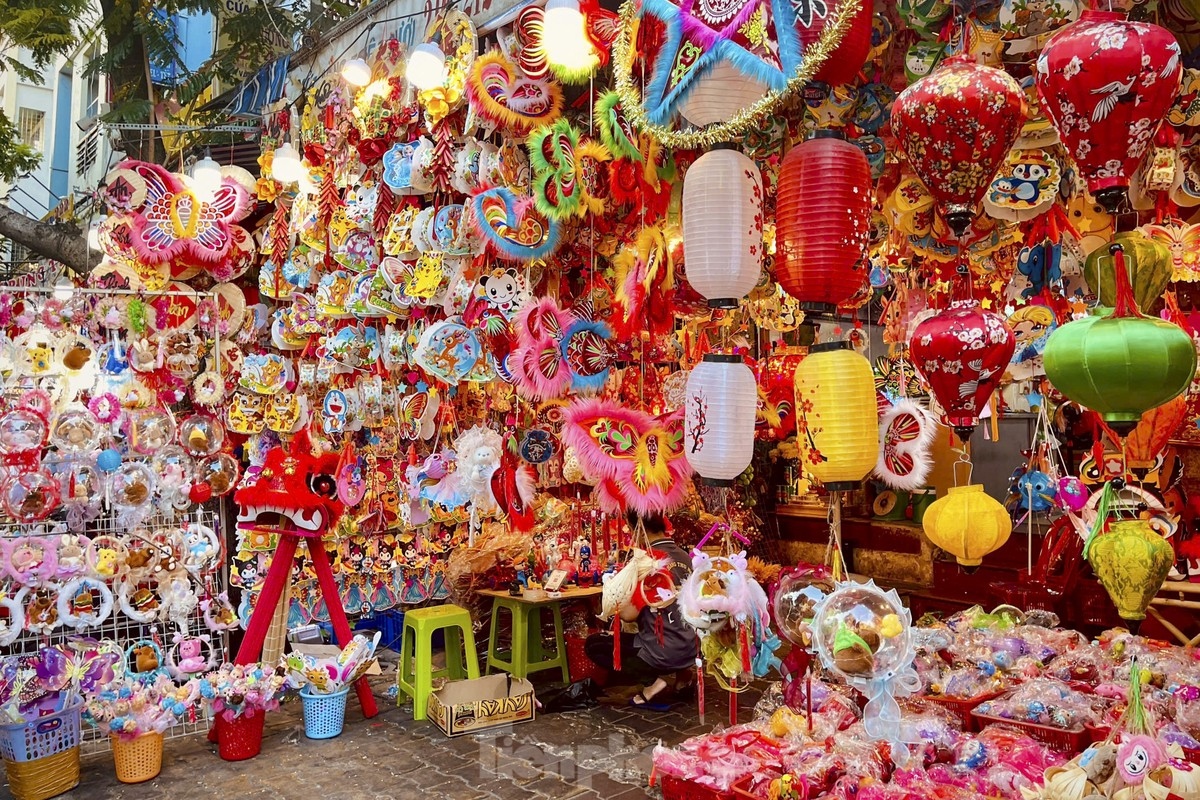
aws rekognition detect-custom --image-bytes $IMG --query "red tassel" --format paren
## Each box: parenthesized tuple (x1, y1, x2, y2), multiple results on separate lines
(740, 625, 752, 674)
(612, 616, 621, 672)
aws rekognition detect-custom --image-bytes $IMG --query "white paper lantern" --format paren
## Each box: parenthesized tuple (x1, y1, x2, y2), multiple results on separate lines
(680, 62, 770, 128)
(682, 146, 763, 308)
(684, 354, 757, 485)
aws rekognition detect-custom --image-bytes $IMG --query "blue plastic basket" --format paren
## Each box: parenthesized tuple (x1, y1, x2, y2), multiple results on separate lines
(354, 609, 405, 651)
(0, 703, 82, 763)
(300, 687, 350, 740)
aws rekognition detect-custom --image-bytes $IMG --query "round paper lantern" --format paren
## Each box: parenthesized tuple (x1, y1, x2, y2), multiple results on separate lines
(909, 300, 1016, 440)
(1087, 519, 1174, 622)
(684, 354, 757, 486)
(1083, 231, 1172, 313)
(922, 484, 1013, 568)
(682, 146, 764, 308)
(891, 54, 1026, 235)
(1045, 244, 1196, 434)
(1035, 11, 1182, 212)
(794, 341, 879, 491)
(776, 132, 872, 313)
(680, 62, 771, 128)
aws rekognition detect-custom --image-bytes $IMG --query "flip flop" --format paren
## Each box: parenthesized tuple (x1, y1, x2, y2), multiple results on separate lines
(629, 689, 671, 712)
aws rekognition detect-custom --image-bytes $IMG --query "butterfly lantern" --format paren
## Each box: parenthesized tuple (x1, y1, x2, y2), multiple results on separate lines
(102, 161, 252, 276)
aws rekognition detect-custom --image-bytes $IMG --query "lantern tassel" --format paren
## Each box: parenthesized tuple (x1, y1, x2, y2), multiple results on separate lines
(1110, 245, 1144, 318)
(1083, 480, 1114, 560)
(1127, 659, 1151, 735)
(612, 616, 622, 671)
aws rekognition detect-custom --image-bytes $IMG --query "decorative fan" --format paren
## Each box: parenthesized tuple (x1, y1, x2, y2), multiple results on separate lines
(874, 399, 937, 491)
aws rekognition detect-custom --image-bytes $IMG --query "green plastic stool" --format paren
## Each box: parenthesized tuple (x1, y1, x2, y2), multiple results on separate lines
(485, 596, 570, 683)
(396, 604, 479, 720)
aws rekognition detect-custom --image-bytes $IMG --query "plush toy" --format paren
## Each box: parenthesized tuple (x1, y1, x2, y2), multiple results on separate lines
(423, 427, 503, 516)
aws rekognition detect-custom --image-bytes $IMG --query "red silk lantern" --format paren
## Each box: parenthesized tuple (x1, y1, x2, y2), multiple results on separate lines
(891, 54, 1026, 236)
(1035, 11, 1182, 213)
(775, 132, 872, 313)
(909, 300, 1016, 440)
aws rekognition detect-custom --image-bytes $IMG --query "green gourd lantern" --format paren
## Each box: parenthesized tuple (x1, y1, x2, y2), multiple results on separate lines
(1083, 231, 1172, 313)
(1044, 243, 1196, 435)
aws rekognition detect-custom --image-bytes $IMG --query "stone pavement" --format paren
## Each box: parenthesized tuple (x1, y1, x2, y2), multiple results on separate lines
(3, 674, 767, 800)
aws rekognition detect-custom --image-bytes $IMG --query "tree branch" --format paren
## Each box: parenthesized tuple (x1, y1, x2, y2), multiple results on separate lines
(0, 205, 90, 274)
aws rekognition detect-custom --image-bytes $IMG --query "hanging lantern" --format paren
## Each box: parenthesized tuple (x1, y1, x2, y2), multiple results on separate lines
(682, 145, 764, 308)
(794, 342, 879, 491)
(1098, 394, 1188, 467)
(891, 54, 1026, 235)
(775, 132, 873, 313)
(909, 300, 1016, 441)
(757, 346, 807, 440)
(684, 354, 758, 486)
(1035, 11, 1182, 213)
(1045, 244, 1196, 434)
(1083, 231, 1172, 312)
(922, 485, 1013, 568)
(1087, 519, 1175, 622)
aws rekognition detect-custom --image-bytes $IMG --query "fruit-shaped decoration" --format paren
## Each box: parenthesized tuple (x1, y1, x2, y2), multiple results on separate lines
(909, 300, 1016, 440)
(1083, 232, 1172, 313)
(922, 484, 1013, 568)
(1035, 11, 1182, 212)
(1086, 518, 1175, 622)
(1045, 244, 1196, 434)
(891, 54, 1026, 235)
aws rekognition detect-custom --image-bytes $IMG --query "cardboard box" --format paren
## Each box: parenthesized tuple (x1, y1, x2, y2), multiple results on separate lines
(427, 674, 535, 737)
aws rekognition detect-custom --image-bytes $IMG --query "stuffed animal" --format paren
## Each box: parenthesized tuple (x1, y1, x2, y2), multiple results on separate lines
(134, 645, 159, 672)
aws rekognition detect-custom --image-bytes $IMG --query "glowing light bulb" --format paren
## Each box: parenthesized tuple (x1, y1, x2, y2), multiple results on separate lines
(53, 277, 74, 301)
(272, 141, 304, 184)
(406, 43, 447, 91)
(342, 58, 372, 87)
(191, 148, 223, 200)
(542, 0, 596, 75)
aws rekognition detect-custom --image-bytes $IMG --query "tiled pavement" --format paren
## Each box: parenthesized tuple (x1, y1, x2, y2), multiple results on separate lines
(4, 670, 767, 800)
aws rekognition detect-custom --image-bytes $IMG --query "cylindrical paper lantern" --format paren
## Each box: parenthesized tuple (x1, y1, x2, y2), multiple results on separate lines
(776, 132, 872, 313)
(1045, 244, 1197, 434)
(682, 146, 764, 308)
(794, 341, 879, 491)
(684, 354, 757, 486)
(1035, 11, 1182, 212)
(922, 484, 1012, 568)
(1087, 519, 1175, 622)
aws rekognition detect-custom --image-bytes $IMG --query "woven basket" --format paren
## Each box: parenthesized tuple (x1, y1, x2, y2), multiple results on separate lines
(112, 732, 163, 783)
(4, 746, 81, 800)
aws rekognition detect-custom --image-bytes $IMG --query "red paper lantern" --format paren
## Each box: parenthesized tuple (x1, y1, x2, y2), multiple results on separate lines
(909, 300, 1016, 440)
(891, 54, 1026, 235)
(775, 132, 872, 313)
(1035, 11, 1181, 212)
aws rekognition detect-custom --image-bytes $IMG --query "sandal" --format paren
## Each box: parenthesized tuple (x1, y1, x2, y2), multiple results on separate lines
(629, 689, 672, 712)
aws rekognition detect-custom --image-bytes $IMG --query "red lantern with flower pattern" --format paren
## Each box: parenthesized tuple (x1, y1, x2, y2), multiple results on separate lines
(1035, 11, 1182, 212)
(909, 300, 1016, 440)
(891, 54, 1026, 236)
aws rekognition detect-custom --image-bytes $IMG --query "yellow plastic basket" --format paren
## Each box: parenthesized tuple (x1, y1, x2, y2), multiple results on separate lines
(4, 746, 81, 800)
(112, 732, 163, 784)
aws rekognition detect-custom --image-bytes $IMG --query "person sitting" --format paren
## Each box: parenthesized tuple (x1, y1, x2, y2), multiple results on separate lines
(584, 512, 697, 709)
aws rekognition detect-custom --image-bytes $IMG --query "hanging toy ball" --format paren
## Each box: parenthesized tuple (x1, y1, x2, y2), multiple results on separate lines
(97, 448, 122, 473)
(1056, 476, 1088, 512)
(188, 482, 213, 504)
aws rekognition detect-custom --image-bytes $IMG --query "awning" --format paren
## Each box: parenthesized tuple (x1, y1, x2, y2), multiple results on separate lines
(204, 56, 292, 118)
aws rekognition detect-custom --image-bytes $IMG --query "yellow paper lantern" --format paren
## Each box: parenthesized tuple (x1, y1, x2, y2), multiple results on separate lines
(922, 484, 1012, 568)
(794, 342, 879, 491)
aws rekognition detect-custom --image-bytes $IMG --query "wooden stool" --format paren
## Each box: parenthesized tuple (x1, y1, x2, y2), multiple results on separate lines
(396, 604, 479, 720)
(485, 595, 569, 683)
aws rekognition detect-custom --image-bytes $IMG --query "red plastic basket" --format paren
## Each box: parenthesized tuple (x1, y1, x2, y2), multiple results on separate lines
(566, 635, 607, 684)
(215, 712, 265, 761)
(920, 691, 1004, 732)
(661, 773, 739, 800)
(971, 714, 1088, 753)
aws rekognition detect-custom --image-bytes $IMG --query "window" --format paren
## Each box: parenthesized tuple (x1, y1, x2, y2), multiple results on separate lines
(16, 108, 44, 152)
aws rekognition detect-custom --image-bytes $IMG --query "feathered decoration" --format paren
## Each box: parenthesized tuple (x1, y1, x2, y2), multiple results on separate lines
(510, 297, 575, 401)
(575, 139, 613, 215)
(562, 399, 692, 516)
(581, 0, 620, 65)
(595, 91, 643, 162)
(466, 49, 563, 135)
(469, 185, 562, 262)
(528, 119, 584, 221)
(612, 226, 675, 341)
(875, 399, 937, 491)
(560, 318, 613, 394)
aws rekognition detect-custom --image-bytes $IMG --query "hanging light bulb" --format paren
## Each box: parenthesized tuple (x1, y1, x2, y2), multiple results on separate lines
(341, 57, 372, 87)
(406, 43, 447, 91)
(542, 0, 595, 76)
(86, 215, 105, 252)
(53, 276, 74, 301)
(191, 148, 223, 200)
(271, 141, 304, 184)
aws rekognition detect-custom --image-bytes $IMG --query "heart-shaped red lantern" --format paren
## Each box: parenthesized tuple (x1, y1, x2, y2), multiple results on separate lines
(891, 54, 1026, 236)
(1035, 11, 1181, 213)
(909, 300, 1016, 440)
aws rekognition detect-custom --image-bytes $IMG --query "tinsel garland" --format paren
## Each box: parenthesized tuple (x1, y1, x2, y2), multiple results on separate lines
(610, 0, 862, 149)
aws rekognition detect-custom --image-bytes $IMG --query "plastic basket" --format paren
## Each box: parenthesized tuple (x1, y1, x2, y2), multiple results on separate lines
(661, 773, 740, 800)
(301, 687, 350, 740)
(920, 690, 1005, 732)
(971, 714, 1088, 753)
(355, 609, 405, 651)
(215, 711, 265, 761)
(0, 704, 82, 763)
(4, 747, 80, 800)
(112, 732, 163, 783)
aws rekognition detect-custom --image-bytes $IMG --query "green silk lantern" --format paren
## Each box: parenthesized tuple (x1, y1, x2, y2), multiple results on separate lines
(1083, 232, 1172, 313)
(1045, 243, 1197, 434)
(1086, 517, 1174, 623)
